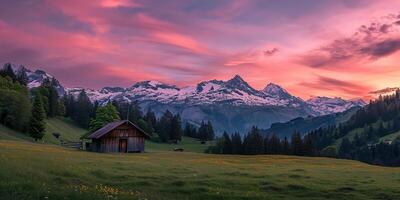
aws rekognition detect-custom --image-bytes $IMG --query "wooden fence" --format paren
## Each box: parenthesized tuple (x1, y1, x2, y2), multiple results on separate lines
(60, 141, 82, 149)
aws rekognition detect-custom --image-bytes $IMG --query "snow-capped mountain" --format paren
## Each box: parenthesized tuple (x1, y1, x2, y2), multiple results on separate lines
(5, 63, 65, 95)
(5, 62, 366, 133)
(65, 74, 365, 116)
(306, 96, 366, 116)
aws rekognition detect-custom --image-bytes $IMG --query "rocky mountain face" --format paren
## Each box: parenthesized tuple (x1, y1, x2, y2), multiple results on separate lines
(6, 63, 65, 95)
(10, 63, 366, 134)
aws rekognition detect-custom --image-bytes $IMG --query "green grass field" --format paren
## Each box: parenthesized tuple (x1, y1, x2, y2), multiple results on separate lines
(0, 117, 87, 145)
(147, 137, 214, 153)
(1, 120, 400, 199)
(1, 139, 400, 200)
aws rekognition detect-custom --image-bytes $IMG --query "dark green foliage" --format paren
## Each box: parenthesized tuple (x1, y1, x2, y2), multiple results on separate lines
(0, 76, 31, 132)
(291, 131, 303, 155)
(70, 90, 93, 128)
(281, 137, 290, 155)
(104, 102, 207, 143)
(231, 132, 242, 154)
(208, 129, 316, 157)
(137, 119, 152, 134)
(303, 89, 400, 166)
(29, 94, 46, 141)
(32, 78, 61, 118)
(157, 110, 173, 142)
(198, 120, 215, 141)
(154, 110, 183, 142)
(265, 133, 281, 154)
(170, 114, 182, 143)
(184, 123, 198, 138)
(88, 103, 120, 133)
(222, 131, 232, 154)
(144, 109, 157, 134)
(242, 126, 264, 155)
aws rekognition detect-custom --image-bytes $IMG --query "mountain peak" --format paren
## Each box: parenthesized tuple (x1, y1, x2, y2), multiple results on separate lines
(226, 74, 248, 85)
(131, 80, 179, 90)
(262, 83, 291, 98)
(225, 74, 260, 96)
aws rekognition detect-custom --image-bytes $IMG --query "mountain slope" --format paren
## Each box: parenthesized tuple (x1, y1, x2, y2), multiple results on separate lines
(261, 106, 361, 138)
(5, 63, 365, 134)
(0, 117, 86, 144)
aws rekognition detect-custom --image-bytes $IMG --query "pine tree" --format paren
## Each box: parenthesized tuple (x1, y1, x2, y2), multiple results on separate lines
(338, 138, 353, 159)
(29, 94, 46, 141)
(266, 133, 281, 154)
(74, 90, 93, 128)
(137, 119, 152, 134)
(144, 109, 157, 133)
(222, 132, 232, 154)
(184, 123, 197, 138)
(231, 132, 242, 154)
(243, 126, 264, 155)
(170, 114, 182, 143)
(47, 78, 60, 117)
(281, 136, 290, 155)
(89, 103, 120, 133)
(196, 120, 216, 141)
(302, 134, 315, 156)
(291, 130, 303, 155)
(158, 110, 173, 142)
(206, 121, 215, 141)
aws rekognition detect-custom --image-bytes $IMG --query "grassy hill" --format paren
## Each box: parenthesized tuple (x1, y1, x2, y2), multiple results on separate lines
(42, 118, 87, 144)
(0, 125, 34, 142)
(1, 119, 400, 199)
(0, 118, 212, 153)
(1, 140, 400, 200)
(0, 117, 87, 145)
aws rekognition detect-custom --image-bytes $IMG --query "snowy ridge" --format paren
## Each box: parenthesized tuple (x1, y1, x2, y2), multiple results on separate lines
(66, 74, 365, 116)
(306, 96, 366, 115)
(4, 62, 365, 117)
(5, 63, 65, 95)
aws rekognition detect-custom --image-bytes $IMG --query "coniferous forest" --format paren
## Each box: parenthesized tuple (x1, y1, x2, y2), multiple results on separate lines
(3, 62, 400, 166)
(208, 91, 400, 166)
(0, 63, 215, 144)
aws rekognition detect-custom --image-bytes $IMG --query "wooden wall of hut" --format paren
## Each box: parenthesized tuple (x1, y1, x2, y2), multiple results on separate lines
(91, 124, 145, 153)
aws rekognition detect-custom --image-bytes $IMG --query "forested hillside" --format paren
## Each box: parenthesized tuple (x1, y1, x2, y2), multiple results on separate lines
(306, 91, 400, 166)
(261, 106, 359, 138)
(209, 91, 400, 166)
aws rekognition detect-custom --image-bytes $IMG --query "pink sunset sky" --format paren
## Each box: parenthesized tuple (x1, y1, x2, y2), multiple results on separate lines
(1, 0, 400, 100)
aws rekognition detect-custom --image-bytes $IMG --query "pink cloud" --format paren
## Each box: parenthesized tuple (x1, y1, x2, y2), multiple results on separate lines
(1, 0, 400, 101)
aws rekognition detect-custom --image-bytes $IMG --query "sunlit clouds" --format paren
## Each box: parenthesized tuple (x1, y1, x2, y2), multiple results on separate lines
(0, 0, 400, 100)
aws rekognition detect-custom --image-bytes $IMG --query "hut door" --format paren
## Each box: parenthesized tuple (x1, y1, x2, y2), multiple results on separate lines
(119, 139, 127, 153)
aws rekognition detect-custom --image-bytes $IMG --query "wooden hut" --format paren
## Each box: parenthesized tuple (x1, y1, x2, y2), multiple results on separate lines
(87, 120, 150, 153)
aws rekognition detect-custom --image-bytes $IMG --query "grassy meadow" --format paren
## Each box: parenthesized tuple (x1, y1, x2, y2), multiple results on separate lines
(1, 139, 400, 200)
(1, 119, 400, 200)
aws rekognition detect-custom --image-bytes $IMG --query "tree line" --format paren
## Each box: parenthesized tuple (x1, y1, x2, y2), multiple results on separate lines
(0, 63, 216, 143)
(208, 90, 400, 166)
(63, 90, 215, 143)
(0, 63, 65, 140)
(207, 127, 316, 156)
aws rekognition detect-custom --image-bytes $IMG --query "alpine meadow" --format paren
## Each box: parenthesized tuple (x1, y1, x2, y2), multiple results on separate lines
(1, 0, 400, 199)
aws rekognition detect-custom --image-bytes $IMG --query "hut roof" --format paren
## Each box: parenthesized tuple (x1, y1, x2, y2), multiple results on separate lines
(87, 120, 151, 139)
